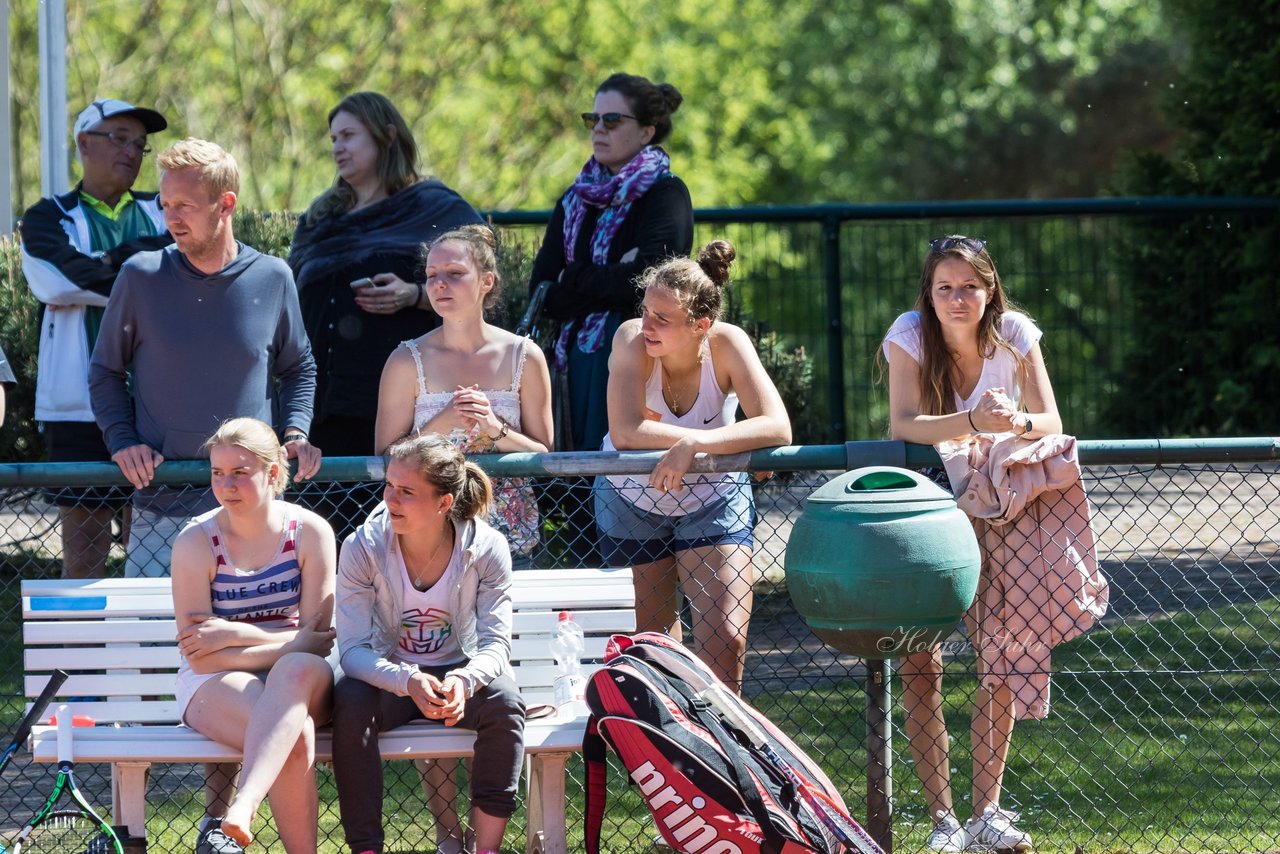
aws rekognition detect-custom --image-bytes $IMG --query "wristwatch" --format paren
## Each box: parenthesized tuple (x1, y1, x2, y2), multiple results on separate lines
(283, 430, 308, 443)
(1020, 417, 1033, 436)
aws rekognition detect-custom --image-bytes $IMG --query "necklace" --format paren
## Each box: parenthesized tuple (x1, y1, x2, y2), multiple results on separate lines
(662, 366, 684, 416)
(410, 526, 453, 591)
(662, 363, 700, 417)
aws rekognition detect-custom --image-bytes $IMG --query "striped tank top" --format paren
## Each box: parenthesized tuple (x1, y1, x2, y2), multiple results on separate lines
(193, 502, 303, 626)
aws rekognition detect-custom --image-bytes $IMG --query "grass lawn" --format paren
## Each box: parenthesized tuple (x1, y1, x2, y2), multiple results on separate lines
(770, 597, 1280, 854)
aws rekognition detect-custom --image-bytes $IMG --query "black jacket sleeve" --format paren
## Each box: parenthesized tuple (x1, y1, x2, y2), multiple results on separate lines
(528, 198, 569, 301)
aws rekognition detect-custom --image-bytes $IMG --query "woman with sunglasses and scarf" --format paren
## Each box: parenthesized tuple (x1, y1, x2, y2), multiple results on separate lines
(882, 236, 1059, 853)
(528, 73, 694, 559)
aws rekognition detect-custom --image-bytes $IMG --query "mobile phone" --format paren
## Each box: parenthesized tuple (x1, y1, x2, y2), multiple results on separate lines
(350, 277, 377, 290)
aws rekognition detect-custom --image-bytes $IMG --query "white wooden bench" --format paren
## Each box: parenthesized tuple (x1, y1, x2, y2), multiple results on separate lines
(21, 569, 635, 854)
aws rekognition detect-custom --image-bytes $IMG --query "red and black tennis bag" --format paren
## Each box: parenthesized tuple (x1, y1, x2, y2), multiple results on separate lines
(583, 632, 846, 854)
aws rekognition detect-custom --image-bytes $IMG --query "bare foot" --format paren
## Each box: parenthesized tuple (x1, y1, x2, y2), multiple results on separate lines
(221, 812, 254, 848)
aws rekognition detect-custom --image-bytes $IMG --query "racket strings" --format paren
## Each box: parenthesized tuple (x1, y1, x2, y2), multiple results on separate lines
(14, 809, 106, 853)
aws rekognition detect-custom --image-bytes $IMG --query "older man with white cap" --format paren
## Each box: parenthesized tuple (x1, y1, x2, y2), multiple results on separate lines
(19, 98, 174, 582)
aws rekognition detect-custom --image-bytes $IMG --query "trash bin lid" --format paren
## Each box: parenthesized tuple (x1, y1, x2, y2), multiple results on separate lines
(804, 466, 955, 513)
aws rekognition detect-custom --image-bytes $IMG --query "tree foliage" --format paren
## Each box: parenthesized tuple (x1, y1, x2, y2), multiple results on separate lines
(7, 0, 1176, 217)
(1110, 0, 1280, 435)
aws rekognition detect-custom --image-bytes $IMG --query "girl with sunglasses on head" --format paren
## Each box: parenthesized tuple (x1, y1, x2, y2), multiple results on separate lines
(881, 236, 1059, 852)
(597, 240, 791, 694)
(527, 72, 694, 561)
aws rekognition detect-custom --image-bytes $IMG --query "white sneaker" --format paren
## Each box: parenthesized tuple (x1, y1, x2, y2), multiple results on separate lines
(926, 810, 968, 852)
(964, 806, 1032, 851)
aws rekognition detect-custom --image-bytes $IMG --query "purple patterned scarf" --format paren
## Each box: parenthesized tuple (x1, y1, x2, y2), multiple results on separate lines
(555, 145, 671, 370)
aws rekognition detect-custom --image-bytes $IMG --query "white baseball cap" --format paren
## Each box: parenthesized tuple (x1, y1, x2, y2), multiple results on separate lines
(73, 99, 168, 137)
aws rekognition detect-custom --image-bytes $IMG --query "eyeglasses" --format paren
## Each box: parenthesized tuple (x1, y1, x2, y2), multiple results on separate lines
(580, 112, 637, 130)
(83, 130, 151, 155)
(929, 236, 987, 254)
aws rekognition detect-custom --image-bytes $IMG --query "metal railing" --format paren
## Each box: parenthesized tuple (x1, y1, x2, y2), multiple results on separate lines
(1, 438, 1277, 853)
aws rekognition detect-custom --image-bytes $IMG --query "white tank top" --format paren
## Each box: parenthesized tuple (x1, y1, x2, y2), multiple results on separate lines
(601, 344, 742, 517)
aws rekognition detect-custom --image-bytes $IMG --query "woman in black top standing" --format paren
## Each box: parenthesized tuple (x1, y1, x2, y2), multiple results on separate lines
(528, 73, 693, 562)
(289, 92, 482, 460)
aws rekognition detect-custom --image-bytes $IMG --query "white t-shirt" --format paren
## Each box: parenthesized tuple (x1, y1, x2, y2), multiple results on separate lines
(882, 310, 1042, 410)
(392, 543, 464, 668)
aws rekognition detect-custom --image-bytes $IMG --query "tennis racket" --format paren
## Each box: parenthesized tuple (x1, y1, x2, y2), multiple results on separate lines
(6, 703, 123, 854)
(0, 670, 67, 779)
(699, 686, 886, 854)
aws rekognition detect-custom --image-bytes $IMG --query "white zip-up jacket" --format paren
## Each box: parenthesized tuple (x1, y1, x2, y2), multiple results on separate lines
(19, 186, 168, 422)
(336, 505, 515, 700)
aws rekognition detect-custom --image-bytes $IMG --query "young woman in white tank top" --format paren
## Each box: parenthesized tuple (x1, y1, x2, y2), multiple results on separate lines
(371, 225, 551, 852)
(597, 240, 791, 693)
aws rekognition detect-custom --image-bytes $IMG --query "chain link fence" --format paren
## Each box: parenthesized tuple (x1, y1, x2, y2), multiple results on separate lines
(0, 441, 1277, 853)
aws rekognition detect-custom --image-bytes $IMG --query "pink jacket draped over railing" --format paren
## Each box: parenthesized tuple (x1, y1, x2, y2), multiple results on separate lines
(937, 432, 1110, 720)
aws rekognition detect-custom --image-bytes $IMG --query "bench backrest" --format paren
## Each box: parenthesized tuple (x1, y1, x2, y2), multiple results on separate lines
(22, 568, 635, 724)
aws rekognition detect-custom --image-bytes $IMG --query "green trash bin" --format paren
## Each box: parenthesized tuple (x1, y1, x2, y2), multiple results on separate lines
(784, 466, 981, 658)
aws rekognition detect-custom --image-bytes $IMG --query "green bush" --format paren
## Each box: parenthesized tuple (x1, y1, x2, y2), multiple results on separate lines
(0, 236, 42, 462)
(1111, 1, 1280, 435)
(234, 209, 299, 260)
(724, 295, 817, 445)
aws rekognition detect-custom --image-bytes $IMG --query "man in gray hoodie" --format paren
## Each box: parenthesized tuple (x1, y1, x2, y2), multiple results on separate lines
(90, 138, 320, 577)
(88, 138, 321, 854)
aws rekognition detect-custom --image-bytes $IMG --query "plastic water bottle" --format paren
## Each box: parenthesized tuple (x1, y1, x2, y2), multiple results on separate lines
(551, 611, 589, 716)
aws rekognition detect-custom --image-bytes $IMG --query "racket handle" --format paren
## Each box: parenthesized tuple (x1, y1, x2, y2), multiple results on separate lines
(54, 704, 73, 764)
(11, 670, 67, 751)
(698, 686, 768, 749)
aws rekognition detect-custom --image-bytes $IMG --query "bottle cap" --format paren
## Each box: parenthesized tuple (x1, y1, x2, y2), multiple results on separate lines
(558, 610, 572, 621)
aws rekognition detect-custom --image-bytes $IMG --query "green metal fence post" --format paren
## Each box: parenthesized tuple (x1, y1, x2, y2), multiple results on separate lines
(823, 214, 846, 441)
(866, 657, 893, 851)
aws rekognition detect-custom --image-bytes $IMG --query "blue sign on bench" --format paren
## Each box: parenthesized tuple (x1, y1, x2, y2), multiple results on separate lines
(29, 596, 108, 611)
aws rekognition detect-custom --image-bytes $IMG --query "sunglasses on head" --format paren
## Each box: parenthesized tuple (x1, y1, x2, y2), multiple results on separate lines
(929, 236, 987, 254)
(580, 111, 637, 130)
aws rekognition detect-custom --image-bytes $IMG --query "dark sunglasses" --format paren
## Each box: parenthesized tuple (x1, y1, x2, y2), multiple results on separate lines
(580, 111, 637, 130)
(929, 236, 987, 254)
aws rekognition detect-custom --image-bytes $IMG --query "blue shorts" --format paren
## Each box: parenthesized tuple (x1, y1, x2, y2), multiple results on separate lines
(592, 475, 755, 566)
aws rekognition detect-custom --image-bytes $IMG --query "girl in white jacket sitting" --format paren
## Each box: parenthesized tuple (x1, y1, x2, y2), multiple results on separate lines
(331, 433, 524, 854)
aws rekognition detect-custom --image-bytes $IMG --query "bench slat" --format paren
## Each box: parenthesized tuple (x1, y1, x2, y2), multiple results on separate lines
(24, 698, 183, 724)
(25, 646, 177, 671)
(512, 608, 635, 634)
(21, 568, 631, 598)
(29, 714, 590, 763)
(24, 619, 178, 644)
(25, 613, 633, 650)
(25, 633, 626, 673)
(24, 595, 175, 618)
